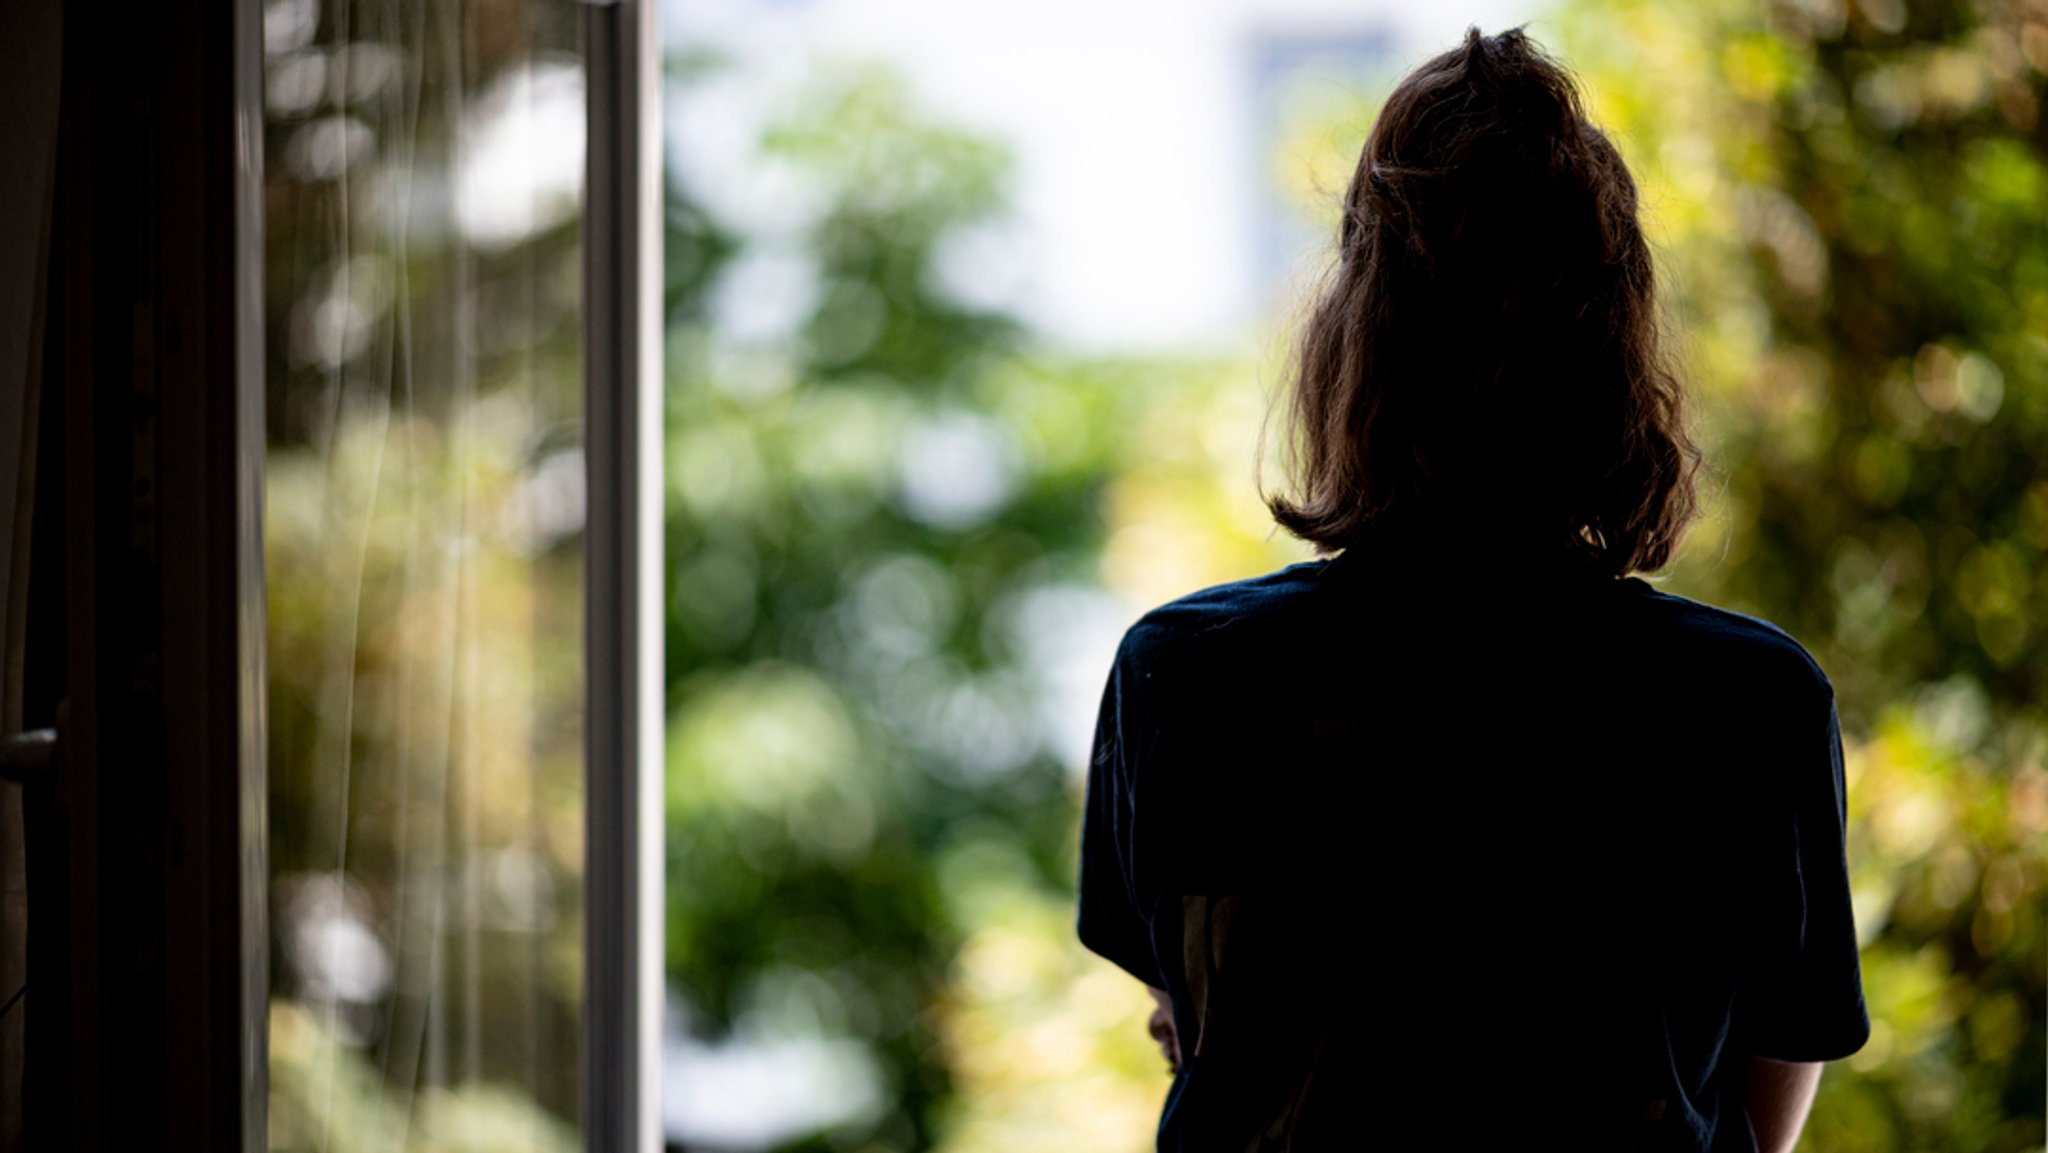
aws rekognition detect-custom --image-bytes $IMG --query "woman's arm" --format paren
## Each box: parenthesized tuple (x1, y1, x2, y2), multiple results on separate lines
(1145, 985, 1180, 1074)
(1741, 1055, 1824, 1153)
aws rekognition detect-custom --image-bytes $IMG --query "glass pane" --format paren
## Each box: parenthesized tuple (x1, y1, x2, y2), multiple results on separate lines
(260, 1, 585, 1147)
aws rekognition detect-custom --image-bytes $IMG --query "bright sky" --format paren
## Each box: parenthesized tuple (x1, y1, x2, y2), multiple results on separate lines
(662, 0, 1555, 353)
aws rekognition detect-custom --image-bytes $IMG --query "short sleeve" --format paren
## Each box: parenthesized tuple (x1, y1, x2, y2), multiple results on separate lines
(1075, 637, 1165, 987)
(1737, 687, 1873, 1062)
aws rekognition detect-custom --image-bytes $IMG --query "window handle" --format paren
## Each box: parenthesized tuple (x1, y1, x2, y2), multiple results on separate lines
(0, 728, 56, 784)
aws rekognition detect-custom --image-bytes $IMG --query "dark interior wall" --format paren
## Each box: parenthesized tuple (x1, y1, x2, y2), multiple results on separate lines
(0, 2, 66, 1146)
(9, 2, 268, 1149)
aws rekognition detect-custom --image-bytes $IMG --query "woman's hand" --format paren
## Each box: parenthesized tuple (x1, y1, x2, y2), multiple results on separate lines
(1145, 984, 1181, 1075)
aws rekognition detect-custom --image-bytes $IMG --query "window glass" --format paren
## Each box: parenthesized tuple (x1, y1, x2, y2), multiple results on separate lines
(261, 1, 585, 1146)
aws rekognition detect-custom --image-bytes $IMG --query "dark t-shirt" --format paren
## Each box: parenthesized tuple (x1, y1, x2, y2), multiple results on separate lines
(1076, 537, 1871, 1152)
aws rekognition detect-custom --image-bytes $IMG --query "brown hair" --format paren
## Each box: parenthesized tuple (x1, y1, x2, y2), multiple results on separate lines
(1263, 26, 1700, 577)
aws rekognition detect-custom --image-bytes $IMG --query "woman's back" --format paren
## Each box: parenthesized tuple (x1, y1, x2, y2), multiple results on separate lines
(1078, 531, 1869, 1149)
(1075, 26, 1869, 1150)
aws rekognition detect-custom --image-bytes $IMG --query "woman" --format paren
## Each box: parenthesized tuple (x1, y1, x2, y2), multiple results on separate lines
(1076, 26, 1870, 1153)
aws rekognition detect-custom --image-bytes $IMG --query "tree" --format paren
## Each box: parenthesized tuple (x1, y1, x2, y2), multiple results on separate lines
(659, 59, 1173, 1149)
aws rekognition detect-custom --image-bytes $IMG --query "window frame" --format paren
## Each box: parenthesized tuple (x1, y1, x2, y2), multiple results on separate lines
(580, 2, 666, 1151)
(28, 0, 664, 1147)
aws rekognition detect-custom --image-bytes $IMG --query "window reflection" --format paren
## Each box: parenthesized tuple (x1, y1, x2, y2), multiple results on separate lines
(261, 0, 584, 1147)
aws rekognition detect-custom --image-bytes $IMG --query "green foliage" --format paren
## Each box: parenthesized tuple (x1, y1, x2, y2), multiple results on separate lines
(660, 62, 1172, 1148)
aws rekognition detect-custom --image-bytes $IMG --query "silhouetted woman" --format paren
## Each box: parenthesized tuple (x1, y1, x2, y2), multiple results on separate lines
(1077, 27, 1870, 1153)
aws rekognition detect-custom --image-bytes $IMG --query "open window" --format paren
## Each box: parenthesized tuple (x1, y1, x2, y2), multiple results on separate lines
(3, 0, 662, 1148)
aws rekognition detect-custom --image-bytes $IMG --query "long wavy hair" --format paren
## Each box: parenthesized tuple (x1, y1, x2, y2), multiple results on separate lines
(1263, 26, 1700, 578)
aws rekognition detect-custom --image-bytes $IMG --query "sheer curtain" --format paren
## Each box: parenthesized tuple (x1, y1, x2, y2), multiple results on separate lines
(261, 1, 587, 1146)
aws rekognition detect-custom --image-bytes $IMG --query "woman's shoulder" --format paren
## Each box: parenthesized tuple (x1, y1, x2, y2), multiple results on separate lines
(1113, 558, 1337, 666)
(1618, 578, 1836, 704)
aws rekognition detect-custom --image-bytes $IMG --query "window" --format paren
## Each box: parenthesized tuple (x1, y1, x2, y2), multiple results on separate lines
(260, 1, 660, 1149)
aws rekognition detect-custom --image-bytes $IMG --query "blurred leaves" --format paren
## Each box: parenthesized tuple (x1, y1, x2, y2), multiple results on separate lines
(658, 54, 1306, 1148)
(662, 62, 1128, 1149)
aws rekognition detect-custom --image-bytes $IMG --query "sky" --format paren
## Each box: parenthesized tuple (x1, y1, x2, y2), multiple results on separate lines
(661, 0, 1555, 354)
